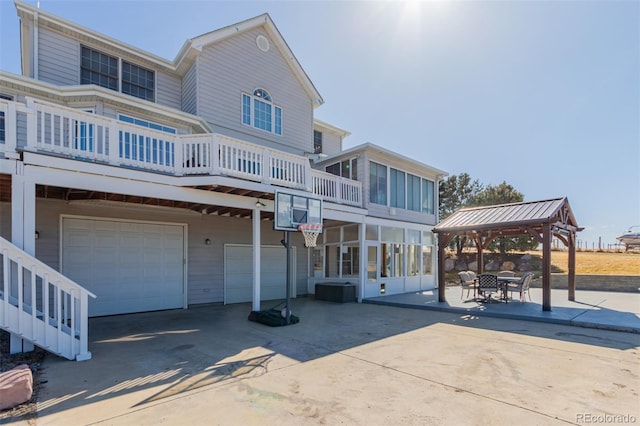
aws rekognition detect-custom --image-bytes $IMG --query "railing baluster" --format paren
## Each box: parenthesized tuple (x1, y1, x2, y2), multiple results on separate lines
(43, 272, 49, 348)
(30, 264, 37, 342)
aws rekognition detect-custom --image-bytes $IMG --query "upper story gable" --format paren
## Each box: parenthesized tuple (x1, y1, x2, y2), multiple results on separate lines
(188, 17, 323, 155)
(15, 1, 324, 157)
(15, 1, 185, 110)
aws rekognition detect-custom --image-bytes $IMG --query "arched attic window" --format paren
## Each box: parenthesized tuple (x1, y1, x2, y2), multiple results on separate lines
(242, 88, 282, 135)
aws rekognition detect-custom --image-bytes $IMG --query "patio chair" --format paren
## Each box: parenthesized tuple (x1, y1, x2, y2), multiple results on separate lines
(477, 273, 500, 302)
(458, 271, 478, 300)
(508, 272, 534, 302)
(497, 270, 515, 277)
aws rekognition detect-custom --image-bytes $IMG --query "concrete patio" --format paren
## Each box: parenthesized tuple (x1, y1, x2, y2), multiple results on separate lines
(367, 286, 640, 334)
(16, 289, 640, 426)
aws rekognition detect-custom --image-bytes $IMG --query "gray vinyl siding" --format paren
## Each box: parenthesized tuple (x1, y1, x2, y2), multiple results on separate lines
(182, 63, 197, 115)
(156, 71, 182, 109)
(37, 27, 79, 86)
(32, 199, 309, 306)
(318, 131, 342, 156)
(197, 29, 314, 155)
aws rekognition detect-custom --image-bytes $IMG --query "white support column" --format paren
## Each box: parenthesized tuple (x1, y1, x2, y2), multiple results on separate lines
(252, 207, 261, 312)
(358, 221, 366, 303)
(10, 165, 35, 353)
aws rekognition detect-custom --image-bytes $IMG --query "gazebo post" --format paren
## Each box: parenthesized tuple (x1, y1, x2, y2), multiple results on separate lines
(437, 233, 448, 303)
(542, 223, 552, 311)
(476, 234, 484, 274)
(568, 231, 576, 301)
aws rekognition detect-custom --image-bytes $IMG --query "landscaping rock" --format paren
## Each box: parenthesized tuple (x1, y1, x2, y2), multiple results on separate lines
(444, 258, 456, 272)
(501, 261, 516, 271)
(485, 261, 499, 271)
(0, 364, 33, 410)
(455, 260, 468, 271)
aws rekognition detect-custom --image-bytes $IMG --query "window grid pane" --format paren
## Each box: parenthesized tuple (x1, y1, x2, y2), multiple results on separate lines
(242, 95, 251, 125)
(390, 168, 405, 209)
(0, 112, 5, 142)
(81, 46, 118, 91)
(407, 174, 421, 211)
(369, 162, 387, 205)
(314, 130, 322, 154)
(275, 106, 282, 135)
(422, 179, 435, 214)
(253, 99, 272, 132)
(122, 61, 155, 102)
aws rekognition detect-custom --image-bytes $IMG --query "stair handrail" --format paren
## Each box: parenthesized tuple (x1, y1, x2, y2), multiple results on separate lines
(0, 236, 96, 361)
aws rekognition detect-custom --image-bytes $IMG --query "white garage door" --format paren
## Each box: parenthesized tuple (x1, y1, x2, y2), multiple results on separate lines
(224, 244, 296, 304)
(62, 217, 185, 317)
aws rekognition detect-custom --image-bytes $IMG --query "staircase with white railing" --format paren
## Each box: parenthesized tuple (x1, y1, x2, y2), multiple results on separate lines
(0, 236, 95, 361)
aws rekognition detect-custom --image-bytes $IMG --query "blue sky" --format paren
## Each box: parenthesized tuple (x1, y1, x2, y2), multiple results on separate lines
(1, 0, 638, 248)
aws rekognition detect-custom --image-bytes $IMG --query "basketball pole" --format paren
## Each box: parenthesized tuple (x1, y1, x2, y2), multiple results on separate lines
(284, 231, 292, 325)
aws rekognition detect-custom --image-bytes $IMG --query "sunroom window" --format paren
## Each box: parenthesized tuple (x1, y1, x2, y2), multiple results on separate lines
(369, 162, 435, 214)
(242, 89, 282, 135)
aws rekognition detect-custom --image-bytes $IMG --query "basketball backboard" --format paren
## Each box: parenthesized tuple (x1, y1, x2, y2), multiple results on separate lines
(274, 191, 322, 232)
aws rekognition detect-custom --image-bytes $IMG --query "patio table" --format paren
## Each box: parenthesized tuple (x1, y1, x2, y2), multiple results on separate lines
(497, 276, 521, 302)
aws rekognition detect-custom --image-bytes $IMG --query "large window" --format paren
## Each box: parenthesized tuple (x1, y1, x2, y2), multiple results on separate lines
(0, 94, 11, 143)
(122, 62, 155, 101)
(369, 162, 387, 205)
(407, 174, 421, 212)
(422, 179, 435, 215)
(370, 162, 435, 214)
(118, 114, 176, 134)
(242, 89, 282, 135)
(326, 158, 358, 180)
(390, 168, 405, 208)
(81, 46, 155, 102)
(81, 47, 118, 91)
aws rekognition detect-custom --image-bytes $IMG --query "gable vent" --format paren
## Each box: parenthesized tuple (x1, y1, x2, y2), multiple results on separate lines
(256, 35, 270, 52)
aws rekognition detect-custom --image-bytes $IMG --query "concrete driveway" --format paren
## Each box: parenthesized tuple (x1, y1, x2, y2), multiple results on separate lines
(31, 299, 640, 425)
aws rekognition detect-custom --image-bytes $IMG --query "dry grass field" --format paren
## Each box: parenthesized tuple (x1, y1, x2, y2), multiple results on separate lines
(445, 249, 639, 282)
(549, 250, 640, 275)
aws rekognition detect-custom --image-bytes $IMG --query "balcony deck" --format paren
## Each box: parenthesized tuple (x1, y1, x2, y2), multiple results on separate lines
(0, 98, 362, 209)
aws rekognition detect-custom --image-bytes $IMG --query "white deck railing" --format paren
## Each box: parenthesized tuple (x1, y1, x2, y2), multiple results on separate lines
(0, 98, 362, 207)
(0, 236, 96, 361)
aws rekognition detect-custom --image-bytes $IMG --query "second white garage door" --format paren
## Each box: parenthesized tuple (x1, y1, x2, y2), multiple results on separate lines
(224, 244, 296, 304)
(62, 217, 186, 317)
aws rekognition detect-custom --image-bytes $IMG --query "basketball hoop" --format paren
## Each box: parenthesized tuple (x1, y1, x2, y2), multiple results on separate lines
(298, 223, 323, 248)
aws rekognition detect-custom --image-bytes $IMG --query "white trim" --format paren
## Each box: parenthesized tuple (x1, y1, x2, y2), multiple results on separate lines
(59, 214, 188, 311)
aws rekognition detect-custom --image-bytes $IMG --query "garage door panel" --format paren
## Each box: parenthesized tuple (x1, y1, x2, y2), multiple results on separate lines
(224, 245, 295, 304)
(63, 218, 185, 317)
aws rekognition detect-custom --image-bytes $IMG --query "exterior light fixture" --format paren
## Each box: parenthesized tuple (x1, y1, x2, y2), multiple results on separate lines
(255, 200, 266, 208)
(205, 238, 211, 245)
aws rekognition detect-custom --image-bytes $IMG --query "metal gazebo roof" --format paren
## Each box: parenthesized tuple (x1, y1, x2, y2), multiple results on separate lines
(432, 197, 581, 311)
(433, 197, 579, 235)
